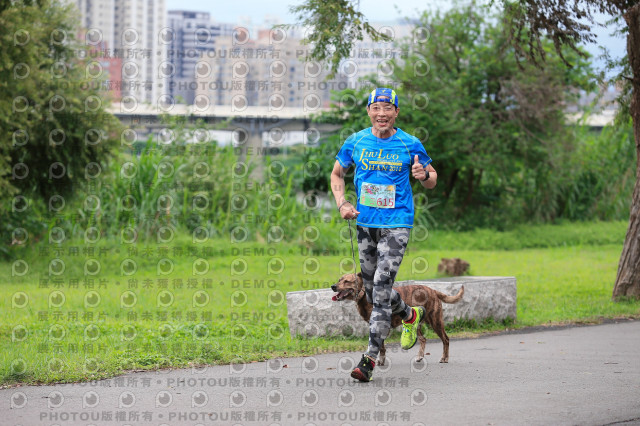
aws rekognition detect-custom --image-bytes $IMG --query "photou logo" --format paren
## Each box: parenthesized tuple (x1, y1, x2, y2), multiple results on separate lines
(375, 389, 392, 406)
(230, 324, 248, 341)
(192, 324, 209, 340)
(301, 356, 318, 373)
(230, 258, 248, 276)
(82, 391, 99, 408)
(48, 324, 66, 341)
(158, 324, 174, 340)
(301, 389, 319, 407)
(411, 257, 429, 274)
(156, 290, 174, 307)
(84, 324, 100, 341)
(120, 258, 137, 276)
(12, 325, 28, 342)
(157, 258, 174, 275)
(229, 358, 247, 375)
(192, 290, 210, 307)
(338, 356, 355, 374)
(266, 358, 285, 374)
(230, 290, 247, 307)
(120, 161, 138, 179)
(266, 389, 283, 407)
(120, 291, 137, 308)
(229, 390, 246, 407)
(267, 290, 285, 307)
(411, 388, 428, 406)
(267, 257, 285, 275)
(155, 391, 172, 408)
(10, 392, 27, 409)
(121, 324, 137, 341)
(338, 390, 355, 407)
(191, 390, 208, 408)
(47, 391, 64, 409)
(192, 258, 210, 276)
(48, 290, 65, 308)
(11, 259, 28, 277)
(119, 391, 136, 408)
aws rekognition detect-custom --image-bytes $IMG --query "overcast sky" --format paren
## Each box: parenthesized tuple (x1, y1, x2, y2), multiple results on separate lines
(165, 0, 626, 66)
(166, 0, 436, 24)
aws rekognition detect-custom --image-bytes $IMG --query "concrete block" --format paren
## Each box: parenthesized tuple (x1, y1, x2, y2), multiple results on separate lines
(286, 276, 516, 338)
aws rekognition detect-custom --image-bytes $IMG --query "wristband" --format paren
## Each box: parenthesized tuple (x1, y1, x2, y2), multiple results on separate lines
(420, 170, 430, 182)
(338, 200, 351, 211)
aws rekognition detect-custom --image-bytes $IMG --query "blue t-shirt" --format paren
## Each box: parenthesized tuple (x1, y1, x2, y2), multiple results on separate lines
(335, 127, 432, 229)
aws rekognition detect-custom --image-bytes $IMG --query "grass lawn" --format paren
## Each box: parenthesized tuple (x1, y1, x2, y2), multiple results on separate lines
(1, 221, 639, 386)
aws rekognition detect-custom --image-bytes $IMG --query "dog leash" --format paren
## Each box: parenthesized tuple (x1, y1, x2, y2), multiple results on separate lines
(347, 219, 357, 275)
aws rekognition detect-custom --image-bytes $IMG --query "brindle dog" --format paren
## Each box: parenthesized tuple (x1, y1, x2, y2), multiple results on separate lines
(331, 273, 464, 364)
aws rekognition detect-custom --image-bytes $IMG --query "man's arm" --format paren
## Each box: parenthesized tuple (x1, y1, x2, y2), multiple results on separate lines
(411, 155, 437, 189)
(421, 163, 437, 189)
(330, 160, 359, 219)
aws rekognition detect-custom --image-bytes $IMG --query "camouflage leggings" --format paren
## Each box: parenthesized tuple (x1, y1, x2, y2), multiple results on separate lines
(357, 226, 413, 359)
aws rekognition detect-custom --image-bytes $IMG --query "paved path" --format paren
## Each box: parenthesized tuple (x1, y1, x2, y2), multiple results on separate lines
(3, 320, 640, 426)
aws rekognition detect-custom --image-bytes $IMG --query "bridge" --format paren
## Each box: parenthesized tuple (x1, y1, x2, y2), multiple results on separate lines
(108, 101, 617, 168)
(108, 102, 616, 142)
(108, 103, 342, 176)
(107, 103, 340, 145)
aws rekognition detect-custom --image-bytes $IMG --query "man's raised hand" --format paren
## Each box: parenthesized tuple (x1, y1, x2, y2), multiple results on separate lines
(412, 154, 427, 181)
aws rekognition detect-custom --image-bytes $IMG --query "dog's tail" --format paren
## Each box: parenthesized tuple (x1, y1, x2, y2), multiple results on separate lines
(436, 286, 464, 304)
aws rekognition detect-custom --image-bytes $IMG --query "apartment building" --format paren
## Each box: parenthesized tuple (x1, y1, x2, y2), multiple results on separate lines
(71, 0, 167, 104)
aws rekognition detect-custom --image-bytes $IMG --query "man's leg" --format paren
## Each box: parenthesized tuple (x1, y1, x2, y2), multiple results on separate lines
(351, 226, 379, 382)
(356, 226, 380, 358)
(364, 227, 412, 360)
(352, 227, 416, 381)
(376, 228, 425, 349)
(372, 227, 412, 367)
(373, 228, 413, 328)
(356, 225, 377, 306)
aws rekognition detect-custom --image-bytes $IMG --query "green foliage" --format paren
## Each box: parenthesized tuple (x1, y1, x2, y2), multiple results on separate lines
(0, 0, 121, 249)
(2, 224, 639, 385)
(306, 4, 634, 229)
(1, 113, 339, 256)
(536, 121, 635, 221)
(420, 220, 628, 251)
(0, 0, 121, 198)
(280, 0, 391, 78)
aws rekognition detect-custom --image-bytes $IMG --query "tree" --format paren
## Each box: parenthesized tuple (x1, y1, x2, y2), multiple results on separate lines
(497, 0, 639, 296)
(0, 0, 120, 249)
(312, 4, 595, 229)
(289, 0, 640, 299)
(282, 0, 391, 78)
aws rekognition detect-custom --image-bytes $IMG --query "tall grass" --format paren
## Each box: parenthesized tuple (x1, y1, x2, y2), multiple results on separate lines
(5, 136, 337, 258)
(521, 120, 635, 223)
(3, 115, 635, 262)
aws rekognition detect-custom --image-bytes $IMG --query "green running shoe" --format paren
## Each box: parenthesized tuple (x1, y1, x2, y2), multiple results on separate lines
(401, 306, 425, 350)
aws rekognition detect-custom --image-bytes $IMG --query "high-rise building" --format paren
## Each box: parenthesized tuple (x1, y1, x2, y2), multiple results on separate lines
(70, 0, 167, 104)
(166, 11, 234, 104)
(113, 0, 166, 104)
(73, 0, 116, 48)
(195, 28, 343, 111)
